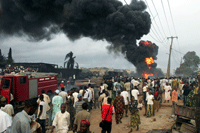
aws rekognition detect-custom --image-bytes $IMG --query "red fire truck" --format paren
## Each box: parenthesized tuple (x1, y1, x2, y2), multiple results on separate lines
(0, 72, 58, 106)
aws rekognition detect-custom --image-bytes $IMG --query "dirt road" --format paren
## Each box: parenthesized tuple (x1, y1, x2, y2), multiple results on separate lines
(86, 106, 175, 133)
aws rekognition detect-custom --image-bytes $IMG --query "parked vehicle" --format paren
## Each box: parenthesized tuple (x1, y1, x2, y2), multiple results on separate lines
(0, 72, 58, 109)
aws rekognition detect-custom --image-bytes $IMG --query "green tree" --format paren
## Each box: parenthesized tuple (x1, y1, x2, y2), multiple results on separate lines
(0, 49, 4, 62)
(0, 49, 6, 66)
(7, 47, 14, 64)
(175, 51, 200, 76)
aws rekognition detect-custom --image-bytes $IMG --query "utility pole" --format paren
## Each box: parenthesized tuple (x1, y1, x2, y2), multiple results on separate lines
(166, 36, 178, 78)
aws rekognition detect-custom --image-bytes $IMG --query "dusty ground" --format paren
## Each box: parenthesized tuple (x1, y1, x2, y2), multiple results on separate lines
(48, 106, 176, 133)
(46, 93, 184, 133)
(78, 106, 175, 133)
(57, 105, 176, 133)
(70, 95, 181, 133)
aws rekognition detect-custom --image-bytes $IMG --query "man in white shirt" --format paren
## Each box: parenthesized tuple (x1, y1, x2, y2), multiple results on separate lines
(131, 87, 139, 102)
(83, 88, 89, 102)
(52, 103, 70, 133)
(72, 89, 79, 107)
(103, 81, 108, 91)
(161, 78, 167, 90)
(79, 86, 84, 96)
(0, 95, 12, 133)
(121, 88, 129, 117)
(59, 87, 68, 103)
(164, 82, 172, 103)
(1, 104, 14, 117)
(144, 87, 150, 116)
(147, 79, 151, 87)
(37, 90, 51, 126)
(131, 78, 135, 85)
(100, 83, 105, 94)
(151, 80, 155, 88)
(133, 79, 140, 88)
(86, 85, 93, 111)
(143, 82, 148, 102)
(37, 95, 47, 133)
(88, 84, 94, 101)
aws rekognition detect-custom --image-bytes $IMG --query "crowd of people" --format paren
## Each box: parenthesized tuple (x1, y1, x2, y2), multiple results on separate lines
(0, 76, 200, 133)
(0, 65, 38, 75)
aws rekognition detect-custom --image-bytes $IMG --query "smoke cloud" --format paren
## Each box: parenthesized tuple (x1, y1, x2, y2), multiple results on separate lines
(0, 0, 155, 75)
(127, 40, 159, 76)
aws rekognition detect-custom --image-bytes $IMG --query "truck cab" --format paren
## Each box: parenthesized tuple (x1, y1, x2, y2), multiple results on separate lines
(0, 72, 58, 105)
(0, 75, 28, 103)
(0, 77, 12, 103)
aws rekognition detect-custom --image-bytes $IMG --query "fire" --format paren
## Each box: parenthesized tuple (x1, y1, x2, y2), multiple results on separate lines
(145, 57, 154, 69)
(143, 57, 154, 79)
(143, 41, 151, 47)
(139, 40, 157, 79)
(143, 71, 153, 79)
(139, 41, 152, 47)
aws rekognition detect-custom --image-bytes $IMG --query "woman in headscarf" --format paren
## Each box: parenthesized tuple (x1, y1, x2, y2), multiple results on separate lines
(128, 96, 141, 132)
(113, 91, 125, 124)
(67, 90, 75, 131)
(186, 86, 196, 108)
(76, 119, 93, 133)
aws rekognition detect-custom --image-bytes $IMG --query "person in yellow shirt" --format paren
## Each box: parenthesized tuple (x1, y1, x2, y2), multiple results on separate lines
(194, 87, 199, 94)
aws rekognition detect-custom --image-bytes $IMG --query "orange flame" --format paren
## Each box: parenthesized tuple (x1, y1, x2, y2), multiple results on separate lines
(143, 57, 154, 79)
(142, 71, 153, 79)
(140, 41, 152, 47)
(145, 57, 154, 69)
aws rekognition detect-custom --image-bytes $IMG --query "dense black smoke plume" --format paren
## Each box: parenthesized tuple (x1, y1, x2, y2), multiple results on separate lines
(0, 0, 155, 75)
(126, 40, 159, 76)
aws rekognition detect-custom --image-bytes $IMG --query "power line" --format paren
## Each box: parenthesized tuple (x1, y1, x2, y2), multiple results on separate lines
(151, 24, 166, 43)
(146, 1, 180, 54)
(149, 34, 167, 45)
(123, 0, 165, 44)
(172, 48, 184, 55)
(160, 0, 172, 35)
(145, 0, 166, 40)
(167, 0, 177, 36)
(151, 0, 168, 37)
(172, 50, 180, 63)
(167, 0, 182, 59)
(166, 39, 181, 62)
(175, 39, 182, 56)
(123, 0, 174, 52)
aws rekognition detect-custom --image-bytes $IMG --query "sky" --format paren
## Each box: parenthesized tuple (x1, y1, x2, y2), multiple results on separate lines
(1, 0, 200, 74)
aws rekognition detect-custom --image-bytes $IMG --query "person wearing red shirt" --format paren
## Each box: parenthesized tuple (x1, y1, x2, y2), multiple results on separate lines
(59, 81, 65, 88)
(101, 98, 115, 133)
